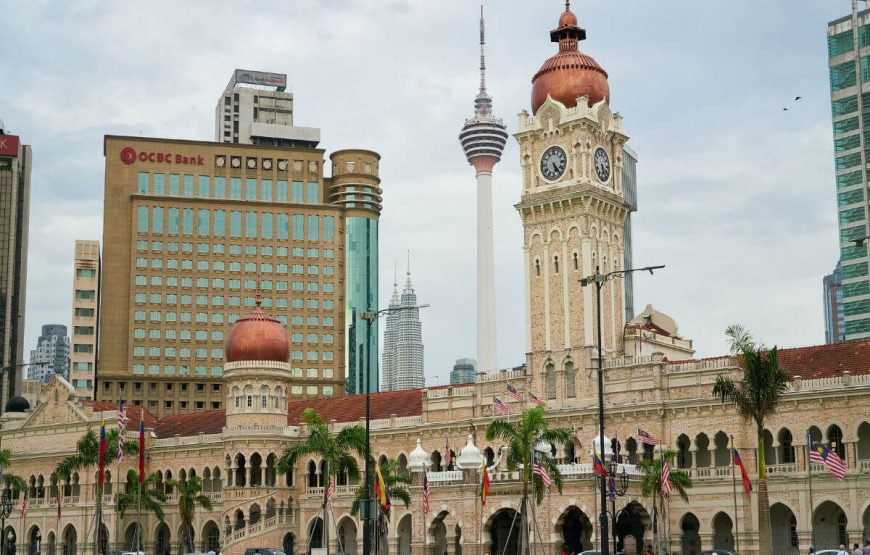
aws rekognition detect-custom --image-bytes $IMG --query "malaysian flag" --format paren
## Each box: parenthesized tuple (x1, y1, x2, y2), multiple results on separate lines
(325, 480, 335, 510)
(118, 400, 125, 464)
(20, 490, 28, 518)
(493, 396, 509, 414)
(661, 458, 672, 497)
(532, 452, 553, 487)
(636, 428, 660, 445)
(506, 384, 522, 402)
(808, 436, 847, 479)
(528, 392, 545, 406)
(422, 471, 431, 516)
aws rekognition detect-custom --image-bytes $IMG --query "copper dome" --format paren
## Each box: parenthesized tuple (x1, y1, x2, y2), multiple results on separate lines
(225, 297, 290, 363)
(531, 2, 609, 115)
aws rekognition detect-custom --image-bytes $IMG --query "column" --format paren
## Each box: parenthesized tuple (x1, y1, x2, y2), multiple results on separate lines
(245, 466, 251, 487)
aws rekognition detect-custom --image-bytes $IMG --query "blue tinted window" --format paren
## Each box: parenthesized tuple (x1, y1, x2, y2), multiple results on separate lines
(198, 175, 210, 197)
(292, 181, 304, 203)
(261, 180, 272, 201)
(168, 174, 179, 196)
(153, 174, 165, 194)
(182, 208, 194, 235)
(293, 215, 304, 240)
(137, 172, 149, 194)
(184, 175, 194, 196)
(324, 216, 334, 241)
(263, 213, 274, 239)
(168, 208, 179, 234)
(277, 180, 288, 202)
(230, 211, 242, 237)
(246, 178, 257, 201)
(137, 206, 148, 233)
(246, 212, 257, 238)
(278, 214, 289, 239)
(230, 178, 242, 199)
(308, 215, 319, 240)
(214, 210, 226, 236)
(214, 177, 226, 199)
(307, 182, 319, 203)
(198, 209, 210, 236)
(153, 207, 163, 233)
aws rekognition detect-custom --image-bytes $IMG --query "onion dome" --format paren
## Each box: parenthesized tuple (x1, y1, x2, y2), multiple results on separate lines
(409, 438, 429, 472)
(457, 434, 483, 469)
(531, 1, 609, 114)
(590, 434, 613, 461)
(4, 395, 30, 413)
(225, 296, 290, 363)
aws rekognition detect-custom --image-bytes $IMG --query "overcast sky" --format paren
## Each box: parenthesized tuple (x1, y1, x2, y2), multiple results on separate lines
(2, 0, 850, 385)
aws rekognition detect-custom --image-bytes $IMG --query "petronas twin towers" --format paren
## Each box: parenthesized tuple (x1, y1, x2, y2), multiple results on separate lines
(381, 267, 425, 391)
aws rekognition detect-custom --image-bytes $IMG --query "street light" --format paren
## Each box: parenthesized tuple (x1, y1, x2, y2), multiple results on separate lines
(359, 303, 430, 555)
(580, 264, 664, 555)
(0, 490, 13, 555)
(606, 440, 629, 552)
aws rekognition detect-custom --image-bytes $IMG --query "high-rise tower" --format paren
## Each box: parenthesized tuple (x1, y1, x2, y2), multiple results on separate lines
(459, 6, 508, 375)
(381, 260, 425, 391)
(515, 2, 629, 400)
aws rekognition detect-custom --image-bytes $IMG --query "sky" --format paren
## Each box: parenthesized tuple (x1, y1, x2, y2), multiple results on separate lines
(1, 0, 851, 386)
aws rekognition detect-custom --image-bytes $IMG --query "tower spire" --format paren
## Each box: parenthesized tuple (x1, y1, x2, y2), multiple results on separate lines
(474, 4, 493, 117)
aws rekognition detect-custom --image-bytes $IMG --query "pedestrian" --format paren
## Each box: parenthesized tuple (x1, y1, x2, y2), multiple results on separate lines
(837, 544, 849, 555)
(863, 541, 870, 555)
(853, 544, 863, 555)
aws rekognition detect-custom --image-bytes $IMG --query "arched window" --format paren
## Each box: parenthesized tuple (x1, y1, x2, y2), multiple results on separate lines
(553, 255, 559, 274)
(274, 387, 282, 409)
(676, 435, 691, 468)
(535, 259, 541, 277)
(546, 363, 556, 400)
(565, 361, 575, 398)
(573, 252, 579, 270)
(779, 429, 795, 464)
(260, 386, 269, 408)
(625, 438, 638, 464)
(828, 425, 845, 459)
(233, 386, 240, 409)
(245, 385, 253, 408)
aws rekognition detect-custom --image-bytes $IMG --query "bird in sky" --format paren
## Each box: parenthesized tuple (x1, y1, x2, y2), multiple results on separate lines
(783, 96, 803, 110)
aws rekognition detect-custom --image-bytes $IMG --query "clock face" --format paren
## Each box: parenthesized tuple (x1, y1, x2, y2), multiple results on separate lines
(593, 147, 611, 183)
(540, 145, 567, 181)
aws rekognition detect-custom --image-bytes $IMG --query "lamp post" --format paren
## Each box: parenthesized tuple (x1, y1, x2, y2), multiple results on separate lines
(359, 303, 430, 555)
(606, 444, 629, 552)
(0, 490, 12, 555)
(580, 264, 664, 555)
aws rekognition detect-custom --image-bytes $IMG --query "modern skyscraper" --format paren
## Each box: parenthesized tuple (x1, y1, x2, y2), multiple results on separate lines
(450, 358, 476, 385)
(622, 146, 638, 321)
(516, 2, 630, 400)
(459, 7, 508, 376)
(827, 3, 870, 341)
(98, 133, 380, 416)
(0, 123, 31, 412)
(28, 324, 70, 383)
(216, 69, 321, 148)
(381, 265, 424, 391)
(824, 261, 846, 344)
(70, 239, 100, 399)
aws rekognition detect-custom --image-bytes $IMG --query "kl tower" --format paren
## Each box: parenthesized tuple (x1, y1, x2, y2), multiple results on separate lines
(459, 5, 508, 375)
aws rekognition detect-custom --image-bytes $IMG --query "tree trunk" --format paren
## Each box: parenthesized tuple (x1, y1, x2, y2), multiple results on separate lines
(756, 430, 773, 555)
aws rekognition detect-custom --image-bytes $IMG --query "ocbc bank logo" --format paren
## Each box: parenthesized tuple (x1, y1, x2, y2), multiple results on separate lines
(120, 147, 137, 165)
(118, 146, 204, 166)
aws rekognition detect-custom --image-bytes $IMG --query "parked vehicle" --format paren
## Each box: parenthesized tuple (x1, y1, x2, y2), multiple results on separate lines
(243, 548, 287, 555)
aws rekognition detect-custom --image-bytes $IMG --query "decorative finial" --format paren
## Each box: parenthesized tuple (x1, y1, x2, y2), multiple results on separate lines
(566, 0, 571, 11)
(407, 249, 411, 277)
(255, 290, 262, 308)
(394, 261, 398, 288)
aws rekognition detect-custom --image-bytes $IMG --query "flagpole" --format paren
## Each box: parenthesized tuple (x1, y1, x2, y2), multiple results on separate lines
(729, 436, 739, 553)
(528, 448, 537, 555)
(806, 431, 815, 549)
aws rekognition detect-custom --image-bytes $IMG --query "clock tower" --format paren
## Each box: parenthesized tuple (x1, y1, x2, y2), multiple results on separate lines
(514, 1, 630, 401)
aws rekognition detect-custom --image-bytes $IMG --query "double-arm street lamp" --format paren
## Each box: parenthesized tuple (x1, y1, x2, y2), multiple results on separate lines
(580, 264, 664, 555)
(606, 443, 629, 551)
(0, 490, 13, 555)
(359, 303, 429, 555)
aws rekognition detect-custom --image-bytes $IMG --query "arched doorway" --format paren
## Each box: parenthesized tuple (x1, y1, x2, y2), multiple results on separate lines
(154, 523, 171, 555)
(616, 502, 650, 552)
(485, 509, 519, 555)
(61, 525, 76, 555)
(177, 522, 195, 555)
(711, 512, 734, 551)
(28, 525, 42, 555)
(201, 521, 220, 553)
(308, 517, 324, 550)
(556, 506, 593, 554)
(337, 517, 358, 555)
(397, 514, 413, 555)
(680, 513, 700, 555)
(429, 512, 449, 555)
(124, 523, 143, 551)
(770, 503, 799, 555)
(864, 505, 870, 547)
(283, 533, 295, 555)
(814, 500, 848, 548)
(98, 524, 109, 555)
(46, 531, 55, 555)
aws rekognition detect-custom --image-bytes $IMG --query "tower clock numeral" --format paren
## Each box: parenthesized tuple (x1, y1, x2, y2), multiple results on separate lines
(593, 147, 610, 183)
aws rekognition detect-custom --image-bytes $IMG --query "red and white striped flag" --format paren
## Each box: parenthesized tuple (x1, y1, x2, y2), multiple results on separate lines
(528, 392, 545, 406)
(506, 384, 522, 402)
(532, 453, 553, 487)
(661, 459, 672, 497)
(422, 471, 431, 516)
(493, 396, 509, 414)
(118, 400, 126, 464)
(809, 442, 847, 479)
(637, 428, 660, 445)
(444, 436, 452, 467)
(325, 480, 335, 510)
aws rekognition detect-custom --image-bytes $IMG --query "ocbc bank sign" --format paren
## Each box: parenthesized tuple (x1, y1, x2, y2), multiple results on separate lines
(120, 146, 204, 166)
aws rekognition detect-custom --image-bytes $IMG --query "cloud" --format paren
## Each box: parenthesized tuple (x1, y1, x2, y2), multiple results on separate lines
(4, 0, 848, 384)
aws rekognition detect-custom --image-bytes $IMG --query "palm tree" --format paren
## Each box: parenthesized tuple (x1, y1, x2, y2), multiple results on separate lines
(486, 405, 572, 555)
(166, 475, 212, 554)
(712, 324, 791, 555)
(0, 448, 27, 493)
(351, 458, 411, 555)
(636, 449, 692, 553)
(116, 469, 168, 549)
(55, 426, 139, 555)
(277, 408, 366, 552)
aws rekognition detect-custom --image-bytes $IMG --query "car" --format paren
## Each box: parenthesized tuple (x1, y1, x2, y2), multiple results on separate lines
(813, 550, 840, 555)
(699, 551, 737, 555)
(243, 549, 287, 555)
